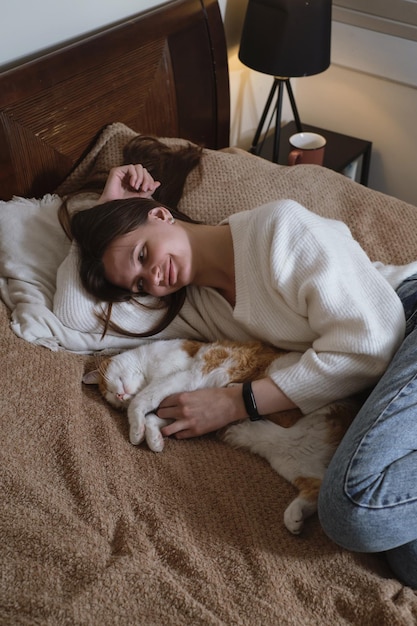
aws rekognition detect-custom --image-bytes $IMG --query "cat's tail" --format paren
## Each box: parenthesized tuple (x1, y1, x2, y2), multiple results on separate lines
(221, 401, 356, 484)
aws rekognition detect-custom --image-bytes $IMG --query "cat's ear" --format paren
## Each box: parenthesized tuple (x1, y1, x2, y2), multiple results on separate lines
(82, 370, 101, 385)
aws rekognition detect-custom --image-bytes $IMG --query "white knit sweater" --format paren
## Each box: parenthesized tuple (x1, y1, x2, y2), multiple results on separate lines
(55, 200, 406, 410)
(177, 200, 405, 412)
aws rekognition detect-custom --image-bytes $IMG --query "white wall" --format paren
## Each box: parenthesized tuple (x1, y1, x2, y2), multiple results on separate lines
(2, 0, 416, 206)
(295, 23, 417, 206)
(0, 0, 163, 65)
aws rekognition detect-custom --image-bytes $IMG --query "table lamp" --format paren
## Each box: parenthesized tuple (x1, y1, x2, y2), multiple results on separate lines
(239, 0, 332, 162)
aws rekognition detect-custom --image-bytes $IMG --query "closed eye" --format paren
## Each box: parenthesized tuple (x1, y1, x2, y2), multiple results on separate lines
(137, 278, 146, 295)
(136, 247, 147, 294)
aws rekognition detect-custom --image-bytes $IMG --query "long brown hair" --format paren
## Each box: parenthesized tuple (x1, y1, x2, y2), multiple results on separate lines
(59, 134, 203, 238)
(60, 134, 204, 338)
(123, 135, 203, 208)
(70, 197, 201, 338)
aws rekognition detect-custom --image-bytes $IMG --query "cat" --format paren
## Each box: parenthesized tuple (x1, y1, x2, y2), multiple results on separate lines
(83, 338, 359, 534)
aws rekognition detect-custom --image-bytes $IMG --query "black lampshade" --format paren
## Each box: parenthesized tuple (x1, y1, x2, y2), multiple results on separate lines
(239, 0, 332, 78)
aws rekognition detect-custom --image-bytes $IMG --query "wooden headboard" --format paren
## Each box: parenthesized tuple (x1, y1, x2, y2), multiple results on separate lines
(0, 0, 230, 201)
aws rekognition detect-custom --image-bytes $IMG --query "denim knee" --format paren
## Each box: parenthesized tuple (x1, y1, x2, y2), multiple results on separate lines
(318, 465, 386, 553)
(317, 471, 361, 551)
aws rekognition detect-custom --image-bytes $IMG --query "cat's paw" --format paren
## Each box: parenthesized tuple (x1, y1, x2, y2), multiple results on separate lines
(144, 415, 172, 453)
(284, 495, 318, 535)
(221, 420, 253, 449)
(145, 429, 165, 453)
(127, 407, 146, 446)
(284, 500, 306, 535)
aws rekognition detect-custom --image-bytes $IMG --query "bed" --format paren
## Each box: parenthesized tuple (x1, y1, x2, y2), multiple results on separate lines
(2, 0, 417, 623)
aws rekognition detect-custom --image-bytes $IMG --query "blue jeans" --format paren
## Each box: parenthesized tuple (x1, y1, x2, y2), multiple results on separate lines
(318, 273, 417, 587)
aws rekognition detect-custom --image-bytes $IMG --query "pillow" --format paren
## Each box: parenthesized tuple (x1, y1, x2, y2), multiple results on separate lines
(0, 190, 189, 352)
(0, 193, 140, 352)
(0, 194, 71, 350)
(0, 194, 68, 309)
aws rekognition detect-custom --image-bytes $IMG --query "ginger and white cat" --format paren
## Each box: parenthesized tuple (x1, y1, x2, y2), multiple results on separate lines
(83, 339, 358, 534)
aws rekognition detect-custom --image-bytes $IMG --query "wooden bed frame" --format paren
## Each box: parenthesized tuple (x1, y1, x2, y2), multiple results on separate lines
(0, 0, 230, 201)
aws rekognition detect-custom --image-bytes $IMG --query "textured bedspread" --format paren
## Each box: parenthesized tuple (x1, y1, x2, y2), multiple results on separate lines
(2, 299, 417, 624)
(2, 124, 417, 624)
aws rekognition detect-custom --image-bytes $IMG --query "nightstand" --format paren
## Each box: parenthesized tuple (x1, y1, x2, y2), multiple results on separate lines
(255, 121, 372, 186)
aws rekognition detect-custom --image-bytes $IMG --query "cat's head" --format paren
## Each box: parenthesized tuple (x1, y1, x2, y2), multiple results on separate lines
(82, 355, 144, 409)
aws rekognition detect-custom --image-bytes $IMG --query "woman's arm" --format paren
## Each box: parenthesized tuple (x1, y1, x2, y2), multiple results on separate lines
(97, 164, 161, 204)
(232, 201, 405, 414)
(158, 377, 296, 439)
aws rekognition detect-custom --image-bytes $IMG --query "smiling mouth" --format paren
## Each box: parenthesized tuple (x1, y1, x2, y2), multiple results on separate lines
(166, 258, 175, 287)
(159, 259, 172, 288)
(156, 258, 176, 290)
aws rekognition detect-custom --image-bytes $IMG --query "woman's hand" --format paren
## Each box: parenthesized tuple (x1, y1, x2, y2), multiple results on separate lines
(158, 386, 247, 439)
(158, 378, 297, 439)
(97, 164, 161, 204)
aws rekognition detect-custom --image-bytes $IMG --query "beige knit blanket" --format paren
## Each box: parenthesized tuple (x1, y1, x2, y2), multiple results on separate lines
(2, 123, 417, 625)
(58, 122, 417, 267)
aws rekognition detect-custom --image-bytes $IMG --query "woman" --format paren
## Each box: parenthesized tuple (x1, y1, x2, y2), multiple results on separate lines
(69, 160, 417, 585)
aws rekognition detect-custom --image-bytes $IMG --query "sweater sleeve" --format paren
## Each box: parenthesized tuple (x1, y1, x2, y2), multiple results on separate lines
(239, 202, 406, 413)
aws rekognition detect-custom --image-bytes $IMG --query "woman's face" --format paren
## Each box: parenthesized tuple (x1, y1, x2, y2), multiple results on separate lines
(102, 207, 193, 297)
